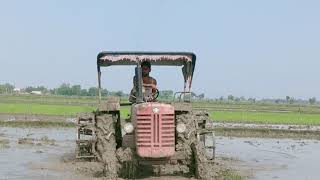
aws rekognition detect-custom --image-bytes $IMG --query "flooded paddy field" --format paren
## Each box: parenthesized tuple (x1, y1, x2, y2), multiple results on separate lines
(0, 127, 320, 179)
(218, 137, 320, 180)
(0, 127, 78, 180)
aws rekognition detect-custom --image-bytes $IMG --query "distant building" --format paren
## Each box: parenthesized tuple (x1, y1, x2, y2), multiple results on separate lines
(30, 91, 42, 95)
(13, 88, 21, 93)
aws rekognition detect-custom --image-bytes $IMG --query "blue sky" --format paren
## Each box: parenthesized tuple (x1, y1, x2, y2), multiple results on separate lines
(0, 0, 319, 99)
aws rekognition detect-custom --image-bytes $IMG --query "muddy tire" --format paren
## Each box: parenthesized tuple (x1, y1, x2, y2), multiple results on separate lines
(199, 133, 215, 160)
(175, 110, 216, 178)
(94, 113, 119, 179)
(175, 112, 198, 169)
(192, 142, 215, 180)
(192, 111, 216, 179)
(194, 111, 216, 160)
(116, 147, 137, 179)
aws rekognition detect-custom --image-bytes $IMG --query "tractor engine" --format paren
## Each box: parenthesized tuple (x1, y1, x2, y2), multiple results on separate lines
(131, 102, 175, 158)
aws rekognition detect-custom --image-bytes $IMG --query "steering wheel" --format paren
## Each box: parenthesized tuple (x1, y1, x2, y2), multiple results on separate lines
(147, 88, 159, 102)
(129, 87, 159, 103)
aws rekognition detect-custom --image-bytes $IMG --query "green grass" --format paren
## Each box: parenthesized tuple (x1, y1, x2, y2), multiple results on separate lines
(1, 95, 320, 126)
(210, 110, 320, 125)
(120, 106, 130, 118)
(0, 94, 130, 106)
(0, 102, 131, 118)
(0, 103, 95, 116)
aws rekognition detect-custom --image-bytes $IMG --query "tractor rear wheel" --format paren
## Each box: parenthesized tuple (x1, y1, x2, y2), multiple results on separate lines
(94, 113, 119, 178)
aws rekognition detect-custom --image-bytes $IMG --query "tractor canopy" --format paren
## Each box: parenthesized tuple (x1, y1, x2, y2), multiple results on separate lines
(96, 51, 196, 100)
(98, 51, 196, 83)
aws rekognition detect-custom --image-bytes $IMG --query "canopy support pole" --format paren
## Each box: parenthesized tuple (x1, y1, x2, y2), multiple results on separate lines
(97, 65, 102, 103)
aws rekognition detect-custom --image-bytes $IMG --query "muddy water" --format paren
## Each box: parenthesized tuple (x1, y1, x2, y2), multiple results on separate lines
(0, 127, 77, 180)
(1, 127, 320, 180)
(217, 137, 320, 180)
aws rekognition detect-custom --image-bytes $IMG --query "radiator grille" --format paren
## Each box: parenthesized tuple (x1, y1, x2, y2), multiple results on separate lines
(137, 113, 175, 148)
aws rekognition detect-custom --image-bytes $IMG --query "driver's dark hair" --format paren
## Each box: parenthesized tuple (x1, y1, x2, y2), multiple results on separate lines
(141, 61, 151, 68)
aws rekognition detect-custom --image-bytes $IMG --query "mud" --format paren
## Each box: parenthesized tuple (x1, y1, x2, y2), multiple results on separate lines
(18, 136, 56, 146)
(0, 127, 77, 179)
(0, 138, 10, 149)
(0, 112, 75, 122)
(214, 127, 320, 140)
(94, 113, 120, 179)
(213, 122, 320, 132)
(217, 136, 320, 180)
(175, 112, 198, 173)
(3, 127, 320, 179)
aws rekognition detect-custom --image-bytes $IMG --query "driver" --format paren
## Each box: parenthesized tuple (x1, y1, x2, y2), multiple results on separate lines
(129, 61, 157, 102)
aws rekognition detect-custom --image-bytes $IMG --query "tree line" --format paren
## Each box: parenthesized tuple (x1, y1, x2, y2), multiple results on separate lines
(217, 94, 318, 105)
(1, 83, 115, 97)
(1, 83, 317, 104)
(0, 83, 205, 100)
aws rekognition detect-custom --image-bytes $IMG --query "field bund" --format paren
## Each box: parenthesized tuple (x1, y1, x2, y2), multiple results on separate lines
(1, 95, 320, 138)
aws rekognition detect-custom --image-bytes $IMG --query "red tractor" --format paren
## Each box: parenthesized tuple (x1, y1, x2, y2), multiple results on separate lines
(76, 52, 215, 179)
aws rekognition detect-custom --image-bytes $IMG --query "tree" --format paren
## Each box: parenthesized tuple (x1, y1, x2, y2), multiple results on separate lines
(227, 95, 234, 101)
(286, 96, 290, 103)
(71, 85, 81, 96)
(248, 98, 256, 103)
(191, 92, 197, 99)
(198, 93, 205, 100)
(88, 87, 98, 96)
(115, 91, 124, 97)
(101, 88, 109, 96)
(309, 97, 317, 105)
(56, 83, 72, 96)
(0, 83, 14, 94)
(289, 97, 295, 104)
(80, 89, 88, 96)
(159, 90, 173, 99)
(240, 96, 246, 101)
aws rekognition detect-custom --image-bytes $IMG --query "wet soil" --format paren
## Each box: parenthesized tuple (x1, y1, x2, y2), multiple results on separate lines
(213, 122, 320, 131)
(0, 112, 74, 122)
(1, 127, 320, 179)
(0, 138, 10, 149)
(18, 136, 56, 146)
(213, 122, 320, 140)
(214, 127, 320, 140)
(217, 136, 320, 180)
(0, 127, 241, 180)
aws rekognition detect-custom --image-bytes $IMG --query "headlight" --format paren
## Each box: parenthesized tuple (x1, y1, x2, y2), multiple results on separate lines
(123, 122, 134, 134)
(176, 123, 186, 133)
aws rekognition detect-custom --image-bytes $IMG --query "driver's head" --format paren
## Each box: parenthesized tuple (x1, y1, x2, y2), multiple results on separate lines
(141, 61, 151, 77)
